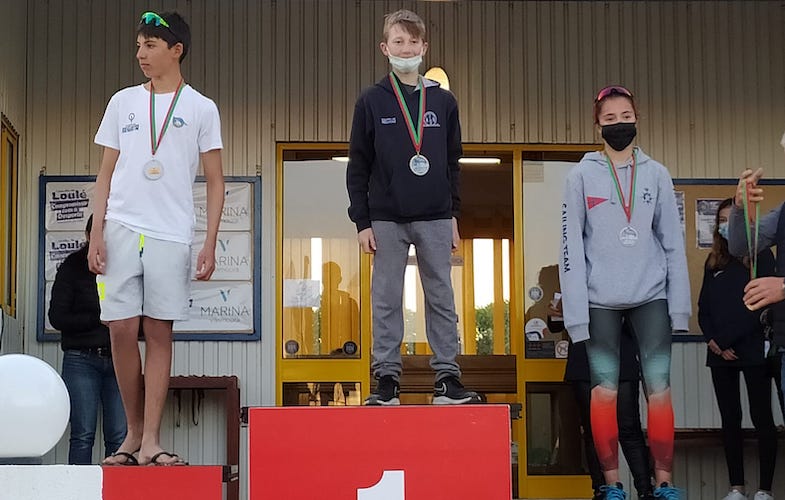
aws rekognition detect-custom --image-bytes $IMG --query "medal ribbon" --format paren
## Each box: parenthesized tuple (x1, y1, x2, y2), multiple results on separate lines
(149, 79, 185, 156)
(604, 151, 638, 223)
(742, 182, 760, 279)
(389, 73, 426, 155)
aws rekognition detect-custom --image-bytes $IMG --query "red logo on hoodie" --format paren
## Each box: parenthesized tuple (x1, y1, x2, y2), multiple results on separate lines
(586, 196, 608, 209)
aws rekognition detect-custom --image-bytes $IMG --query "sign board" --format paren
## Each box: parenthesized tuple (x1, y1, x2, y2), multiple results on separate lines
(38, 176, 261, 341)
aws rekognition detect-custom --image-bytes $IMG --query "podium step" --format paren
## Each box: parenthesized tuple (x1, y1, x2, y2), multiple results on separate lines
(0, 464, 223, 500)
(249, 404, 511, 500)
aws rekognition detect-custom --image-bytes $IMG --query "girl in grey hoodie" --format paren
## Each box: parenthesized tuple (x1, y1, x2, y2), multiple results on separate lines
(558, 86, 691, 500)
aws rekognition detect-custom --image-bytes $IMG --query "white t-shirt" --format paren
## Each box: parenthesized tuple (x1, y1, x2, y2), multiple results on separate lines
(94, 84, 223, 244)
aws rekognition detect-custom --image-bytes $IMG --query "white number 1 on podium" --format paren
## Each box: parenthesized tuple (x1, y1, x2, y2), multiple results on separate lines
(357, 470, 405, 500)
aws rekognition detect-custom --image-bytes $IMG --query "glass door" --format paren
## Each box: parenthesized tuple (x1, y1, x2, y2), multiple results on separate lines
(277, 145, 370, 405)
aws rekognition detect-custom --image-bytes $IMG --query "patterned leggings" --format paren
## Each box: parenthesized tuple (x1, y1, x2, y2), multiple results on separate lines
(586, 299, 674, 473)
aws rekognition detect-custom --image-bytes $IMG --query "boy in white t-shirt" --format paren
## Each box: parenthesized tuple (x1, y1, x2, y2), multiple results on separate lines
(89, 11, 224, 466)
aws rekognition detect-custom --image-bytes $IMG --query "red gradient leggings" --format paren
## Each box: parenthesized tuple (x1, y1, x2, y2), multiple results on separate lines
(585, 299, 674, 472)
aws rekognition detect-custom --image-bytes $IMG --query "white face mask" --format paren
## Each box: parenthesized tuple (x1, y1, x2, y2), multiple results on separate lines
(388, 54, 422, 73)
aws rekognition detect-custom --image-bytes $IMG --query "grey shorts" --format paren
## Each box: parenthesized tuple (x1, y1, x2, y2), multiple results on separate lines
(97, 220, 191, 321)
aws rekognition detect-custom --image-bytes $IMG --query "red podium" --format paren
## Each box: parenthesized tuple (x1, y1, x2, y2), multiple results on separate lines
(103, 466, 223, 500)
(249, 405, 511, 500)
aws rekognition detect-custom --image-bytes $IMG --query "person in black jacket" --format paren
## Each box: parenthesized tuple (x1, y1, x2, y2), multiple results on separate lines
(552, 304, 654, 500)
(49, 215, 127, 465)
(699, 198, 777, 500)
(346, 9, 479, 405)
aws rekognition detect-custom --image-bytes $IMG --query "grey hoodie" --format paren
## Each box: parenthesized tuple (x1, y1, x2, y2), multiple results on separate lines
(558, 148, 691, 342)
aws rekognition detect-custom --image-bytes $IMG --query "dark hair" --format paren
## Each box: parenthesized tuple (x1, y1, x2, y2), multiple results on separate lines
(706, 198, 735, 271)
(593, 89, 639, 125)
(136, 11, 191, 63)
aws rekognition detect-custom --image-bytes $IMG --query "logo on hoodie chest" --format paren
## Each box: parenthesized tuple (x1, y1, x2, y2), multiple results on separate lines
(586, 196, 608, 209)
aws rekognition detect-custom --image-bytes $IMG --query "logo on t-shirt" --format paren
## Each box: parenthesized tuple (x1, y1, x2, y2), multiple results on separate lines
(586, 196, 608, 209)
(173, 116, 187, 128)
(423, 111, 440, 127)
(122, 112, 139, 134)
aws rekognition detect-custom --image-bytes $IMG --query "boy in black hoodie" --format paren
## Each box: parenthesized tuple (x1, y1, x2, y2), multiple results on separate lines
(346, 9, 480, 405)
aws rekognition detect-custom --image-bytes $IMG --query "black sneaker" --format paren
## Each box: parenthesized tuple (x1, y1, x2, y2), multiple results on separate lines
(364, 375, 400, 406)
(432, 376, 483, 405)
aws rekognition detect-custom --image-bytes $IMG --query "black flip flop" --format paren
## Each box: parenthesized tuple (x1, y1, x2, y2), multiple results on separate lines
(148, 451, 188, 466)
(104, 451, 139, 466)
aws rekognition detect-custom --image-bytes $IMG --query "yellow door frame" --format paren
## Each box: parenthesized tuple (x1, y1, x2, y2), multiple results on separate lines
(0, 115, 19, 317)
(275, 143, 371, 405)
(513, 144, 597, 498)
(276, 142, 599, 498)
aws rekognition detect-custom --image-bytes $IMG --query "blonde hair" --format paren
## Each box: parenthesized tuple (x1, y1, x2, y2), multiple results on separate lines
(382, 9, 426, 43)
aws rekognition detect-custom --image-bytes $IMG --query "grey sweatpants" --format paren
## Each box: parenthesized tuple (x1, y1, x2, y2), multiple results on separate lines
(370, 219, 461, 382)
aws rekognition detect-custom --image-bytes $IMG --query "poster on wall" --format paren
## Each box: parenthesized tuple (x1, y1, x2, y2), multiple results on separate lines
(193, 182, 252, 231)
(191, 231, 252, 281)
(39, 176, 261, 341)
(695, 198, 723, 248)
(43, 282, 54, 332)
(45, 231, 88, 280)
(173, 281, 254, 333)
(674, 190, 686, 238)
(45, 182, 94, 230)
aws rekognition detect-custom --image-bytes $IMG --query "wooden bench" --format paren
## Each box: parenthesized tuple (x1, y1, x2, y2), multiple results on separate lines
(397, 354, 518, 394)
(169, 376, 240, 500)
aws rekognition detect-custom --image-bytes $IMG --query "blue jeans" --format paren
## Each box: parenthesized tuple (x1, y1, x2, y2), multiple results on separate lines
(61, 350, 126, 464)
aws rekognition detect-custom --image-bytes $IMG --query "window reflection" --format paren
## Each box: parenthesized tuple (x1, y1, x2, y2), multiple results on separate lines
(282, 160, 361, 358)
(525, 382, 584, 475)
(282, 382, 362, 406)
(522, 161, 578, 358)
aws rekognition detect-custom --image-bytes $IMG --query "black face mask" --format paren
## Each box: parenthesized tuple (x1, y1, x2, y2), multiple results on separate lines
(601, 122, 637, 151)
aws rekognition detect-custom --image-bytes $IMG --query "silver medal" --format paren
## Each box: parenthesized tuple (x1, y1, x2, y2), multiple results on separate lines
(619, 226, 639, 247)
(409, 154, 430, 176)
(143, 159, 164, 180)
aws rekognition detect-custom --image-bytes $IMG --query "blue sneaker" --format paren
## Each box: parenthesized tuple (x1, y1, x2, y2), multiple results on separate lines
(600, 482, 628, 500)
(653, 482, 682, 500)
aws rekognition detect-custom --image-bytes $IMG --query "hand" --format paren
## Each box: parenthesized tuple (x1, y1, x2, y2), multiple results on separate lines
(707, 339, 722, 356)
(195, 244, 216, 280)
(720, 348, 738, 361)
(735, 168, 764, 210)
(452, 217, 460, 253)
(743, 276, 785, 311)
(357, 228, 376, 254)
(547, 298, 563, 317)
(88, 232, 106, 274)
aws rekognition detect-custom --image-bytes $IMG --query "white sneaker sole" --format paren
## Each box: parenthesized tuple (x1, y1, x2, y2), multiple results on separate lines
(364, 397, 400, 406)
(432, 395, 477, 405)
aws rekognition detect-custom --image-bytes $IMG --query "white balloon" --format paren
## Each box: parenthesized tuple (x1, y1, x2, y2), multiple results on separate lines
(0, 354, 70, 457)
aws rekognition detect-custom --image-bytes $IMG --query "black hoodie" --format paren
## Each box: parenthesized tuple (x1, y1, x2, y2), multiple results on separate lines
(698, 250, 775, 367)
(346, 74, 462, 232)
(49, 245, 111, 351)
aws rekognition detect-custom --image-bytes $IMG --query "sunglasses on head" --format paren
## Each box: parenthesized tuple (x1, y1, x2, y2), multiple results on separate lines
(140, 11, 170, 28)
(595, 85, 633, 102)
